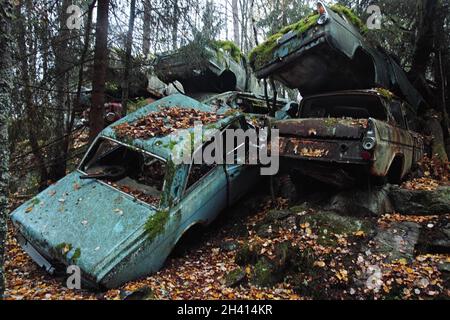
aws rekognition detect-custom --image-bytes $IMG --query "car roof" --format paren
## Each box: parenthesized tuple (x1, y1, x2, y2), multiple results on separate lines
(100, 94, 239, 160)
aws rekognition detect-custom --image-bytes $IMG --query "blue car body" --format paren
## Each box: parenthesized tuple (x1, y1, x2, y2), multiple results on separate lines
(10, 94, 260, 288)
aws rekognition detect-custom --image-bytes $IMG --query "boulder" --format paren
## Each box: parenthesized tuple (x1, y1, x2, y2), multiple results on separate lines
(224, 267, 246, 287)
(299, 211, 374, 246)
(389, 186, 450, 215)
(372, 222, 421, 262)
(417, 219, 450, 254)
(121, 286, 154, 300)
(325, 185, 393, 217)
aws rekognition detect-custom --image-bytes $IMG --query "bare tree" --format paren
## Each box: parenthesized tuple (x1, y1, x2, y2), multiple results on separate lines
(232, 0, 240, 48)
(0, 0, 14, 298)
(49, 0, 71, 182)
(121, 0, 137, 117)
(142, 0, 152, 57)
(89, 0, 110, 143)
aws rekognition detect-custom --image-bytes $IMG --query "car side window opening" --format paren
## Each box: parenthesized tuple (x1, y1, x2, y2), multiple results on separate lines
(184, 140, 218, 193)
(390, 101, 407, 129)
(300, 95, 388, 121)
(80, 138, 166, 207)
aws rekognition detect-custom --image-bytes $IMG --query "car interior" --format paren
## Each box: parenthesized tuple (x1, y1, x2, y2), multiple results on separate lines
(80, 139, 166, 205)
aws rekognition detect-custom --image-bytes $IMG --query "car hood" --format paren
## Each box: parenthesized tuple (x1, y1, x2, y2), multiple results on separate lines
(273, 118, 369, 139)
(10, 171, 156, 282)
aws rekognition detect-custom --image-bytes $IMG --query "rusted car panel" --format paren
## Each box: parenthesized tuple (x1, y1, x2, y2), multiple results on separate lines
(10, 94, 260, 288)
(252, 3, 426, 112)
(273, 90, 424, 187)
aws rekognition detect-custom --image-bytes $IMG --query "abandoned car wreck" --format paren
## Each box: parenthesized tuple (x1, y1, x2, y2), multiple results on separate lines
(272, 89, 424, 188)
(10, 94, 264, 288)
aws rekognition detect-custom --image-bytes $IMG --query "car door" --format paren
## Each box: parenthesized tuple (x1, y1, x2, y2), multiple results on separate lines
(179, 149, 228, 227)
(223, 118, 260, 206)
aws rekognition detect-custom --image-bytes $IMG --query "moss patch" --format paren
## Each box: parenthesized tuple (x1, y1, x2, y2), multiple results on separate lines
(249, 13, 319, 70)
(144, 210, 170, 241)
(211, 40, 243, 63)
(330, 4, 368, 34)
(300, 211, 371, 247)
(375, 87, 395, 100)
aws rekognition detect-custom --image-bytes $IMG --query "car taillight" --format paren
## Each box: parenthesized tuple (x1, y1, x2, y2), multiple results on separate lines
(317, 2, 329, 25)
(361, 151, 372, 161)
(362, 120, 377, 151)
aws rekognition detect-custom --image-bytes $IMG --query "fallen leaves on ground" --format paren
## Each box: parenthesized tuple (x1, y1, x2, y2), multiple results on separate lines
(4, 194, 449, 300)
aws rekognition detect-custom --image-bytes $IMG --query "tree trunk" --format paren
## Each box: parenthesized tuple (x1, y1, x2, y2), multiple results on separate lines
(0, 0, 14, 299)
(142, 0, 151, 57)
(171, 0, 179, 50)
(410, 0, 438, 80)
(232, 0, 240, 48)
(121, 0, 136, 117)
(89, 0, 110, 143)
(16, 3, 49, 189)
(49, 0, 71, 182)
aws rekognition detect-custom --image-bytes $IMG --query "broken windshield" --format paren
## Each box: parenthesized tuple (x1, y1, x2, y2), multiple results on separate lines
(300, 94, 388, 120)
(79, 138, 166, 207)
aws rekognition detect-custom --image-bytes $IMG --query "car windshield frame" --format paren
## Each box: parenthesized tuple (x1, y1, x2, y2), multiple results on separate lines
(299, 93, 388, 121)
(77, 136, 168, 210)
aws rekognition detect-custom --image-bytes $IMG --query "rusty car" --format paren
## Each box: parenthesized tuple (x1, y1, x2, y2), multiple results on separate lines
(10, 94, 261, 289)
(272, 89, 424, 188)
(249, 2, 426, 112)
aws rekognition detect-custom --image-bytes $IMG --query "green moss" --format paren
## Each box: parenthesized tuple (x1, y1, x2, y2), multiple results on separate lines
(72, 248, 81, 263)
(164, 140, 178, 151)
(249, 4, 368, 71)
(144, 210, 170, 241)
(324, 118, 340, 127)
(375, 87, 395, 100)
(330, 4, 368, 34)
(252, 258, 276, 288)
(161, 160, 176, 207)
(300, 212, 371, 247)
(55, 242, 78, 260)
(249, 13, 319, 70)
(212, 40, 243, 63)
(224, 267, 246, 287)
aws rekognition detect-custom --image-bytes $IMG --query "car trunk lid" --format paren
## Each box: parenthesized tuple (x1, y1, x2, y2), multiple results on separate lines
(274, 118, 369, 140)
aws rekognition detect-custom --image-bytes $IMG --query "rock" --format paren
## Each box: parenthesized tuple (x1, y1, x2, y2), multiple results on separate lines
(224, 267, 246, 287)
(121, 286, 154, 300)
(437, 262, 450, 273)
(220, 240, 238, 252)
(264, 209, 292, 223)
(373, 222, 421, 262)
(299, 211, 374, 246)
(389, 186, 450, 215)
(417, 219, 450, 254)
(325, 185, 393, 217)
(251, 257, 279, 288)
(235, 243, 258, 266)
(255, 209, 293, 237)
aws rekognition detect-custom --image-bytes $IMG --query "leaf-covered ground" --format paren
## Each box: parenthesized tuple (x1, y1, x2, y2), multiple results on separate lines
(4, 184, 449, 300)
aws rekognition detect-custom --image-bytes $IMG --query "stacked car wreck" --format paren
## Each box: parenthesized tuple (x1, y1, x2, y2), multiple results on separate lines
(250, 2, 425, 187)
